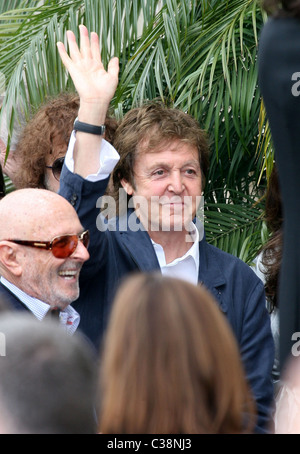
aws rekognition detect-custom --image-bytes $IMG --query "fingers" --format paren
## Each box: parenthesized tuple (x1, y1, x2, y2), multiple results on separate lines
(90, 32, 102, 64)
(56, 25, 119, 95)
(56, 41, 72, 70)
(66, 29, 82, 62)
(57, 30, 81, 70)
(79, 24, 93, 60)
(57, 26, 102, 67)
(107, 57, 120, 80)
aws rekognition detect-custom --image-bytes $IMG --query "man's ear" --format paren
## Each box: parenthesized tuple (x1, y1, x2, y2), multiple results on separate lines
(0, 242, 22, 277)
(120, 178, 134, 195)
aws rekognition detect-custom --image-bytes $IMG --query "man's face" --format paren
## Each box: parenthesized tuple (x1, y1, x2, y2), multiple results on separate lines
(122, 140, 202, 233)
(19, 210, 89, 310)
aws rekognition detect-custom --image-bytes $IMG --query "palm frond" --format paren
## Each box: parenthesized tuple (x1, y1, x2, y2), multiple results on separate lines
(203, 190, 268, 264)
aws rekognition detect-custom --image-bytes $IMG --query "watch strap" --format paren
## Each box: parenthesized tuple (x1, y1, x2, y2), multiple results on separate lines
(74, 117, 106, 135)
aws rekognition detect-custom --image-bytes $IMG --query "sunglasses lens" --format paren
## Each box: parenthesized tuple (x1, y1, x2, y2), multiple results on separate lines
(52, 235, 78, 258)
(52, 157, 65, 181)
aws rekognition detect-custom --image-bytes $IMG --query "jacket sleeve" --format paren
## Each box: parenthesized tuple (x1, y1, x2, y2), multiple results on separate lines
(58, 163, 110, 276)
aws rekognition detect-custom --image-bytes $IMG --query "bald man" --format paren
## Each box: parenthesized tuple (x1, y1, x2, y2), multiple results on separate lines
(0, 188, 90, 333)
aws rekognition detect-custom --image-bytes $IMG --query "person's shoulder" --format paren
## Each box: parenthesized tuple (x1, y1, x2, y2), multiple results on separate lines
(204, 241, 244, 263)
(204, 241, 261, 280)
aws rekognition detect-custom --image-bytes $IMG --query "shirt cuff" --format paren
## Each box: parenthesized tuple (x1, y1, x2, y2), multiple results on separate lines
(65, 131, 120, 181)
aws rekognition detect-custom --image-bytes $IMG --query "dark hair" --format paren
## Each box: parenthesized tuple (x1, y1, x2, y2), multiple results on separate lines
(263, 0, 300, 18)
(260, 165, 283, 309)
(264, 165, 283, 233)
(111, 101, 210, 210)
(0, 164, 5, 199)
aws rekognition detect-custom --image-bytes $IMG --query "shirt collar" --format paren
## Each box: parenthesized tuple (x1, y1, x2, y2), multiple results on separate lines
(0, 276, 80, 333)
(151, 223, 200, 269)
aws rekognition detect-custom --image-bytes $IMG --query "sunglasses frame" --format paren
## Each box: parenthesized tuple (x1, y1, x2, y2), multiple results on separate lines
(6, 230, 89, 258)
(45, 156, 65, 181)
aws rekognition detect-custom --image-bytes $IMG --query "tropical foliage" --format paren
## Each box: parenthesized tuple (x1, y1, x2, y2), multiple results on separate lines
(0, 0, 273, 263)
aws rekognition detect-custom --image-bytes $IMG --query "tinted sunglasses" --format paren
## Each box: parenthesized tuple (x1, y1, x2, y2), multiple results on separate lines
(46, 156, 65, 181)
(7, 230, 89, 258)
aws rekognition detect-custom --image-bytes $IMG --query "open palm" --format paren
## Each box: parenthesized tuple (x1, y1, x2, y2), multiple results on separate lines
(57, 25, 119, 106)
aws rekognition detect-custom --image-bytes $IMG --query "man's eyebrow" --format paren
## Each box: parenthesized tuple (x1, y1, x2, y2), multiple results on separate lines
(181, 160, 200, 168)
(147, 160, 200, 171)
(147, 162, 171, 171)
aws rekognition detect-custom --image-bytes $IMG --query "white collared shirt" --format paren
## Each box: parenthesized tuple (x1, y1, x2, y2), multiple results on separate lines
(0, 276, 80, 335)
(151, 224, 200, 285)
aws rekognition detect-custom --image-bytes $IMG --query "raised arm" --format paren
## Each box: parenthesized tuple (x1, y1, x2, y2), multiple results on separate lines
(57, 25, 119, 178)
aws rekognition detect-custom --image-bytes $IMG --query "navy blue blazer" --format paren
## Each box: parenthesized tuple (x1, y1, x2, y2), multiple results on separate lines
(59, 165, 275, 433)
(0, 282, 31, 312)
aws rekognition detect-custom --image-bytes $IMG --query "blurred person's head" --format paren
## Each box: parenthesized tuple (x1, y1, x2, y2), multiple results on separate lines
(0, 188, 90, 310)
(0, 313, 97, 434)
(98, 273, 256, 434)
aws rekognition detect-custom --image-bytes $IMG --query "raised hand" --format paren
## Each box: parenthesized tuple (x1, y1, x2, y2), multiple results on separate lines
(57, 25, 119, 114)
(56, 25, 119, 177)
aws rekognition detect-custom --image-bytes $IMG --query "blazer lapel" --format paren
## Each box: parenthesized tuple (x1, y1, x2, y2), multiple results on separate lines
(120, 229, 160, 271)
(118, 209, 161, 272)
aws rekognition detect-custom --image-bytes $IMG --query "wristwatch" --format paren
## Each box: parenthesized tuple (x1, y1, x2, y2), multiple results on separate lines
(73, 117, 106, 135)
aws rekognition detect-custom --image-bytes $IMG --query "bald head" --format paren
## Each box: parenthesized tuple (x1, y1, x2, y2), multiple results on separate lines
(0, 188, 89, 308)
(0, 188, 79, 240)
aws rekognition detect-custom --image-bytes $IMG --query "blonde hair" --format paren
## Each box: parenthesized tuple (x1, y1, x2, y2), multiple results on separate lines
(98, 273, 256, 434)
